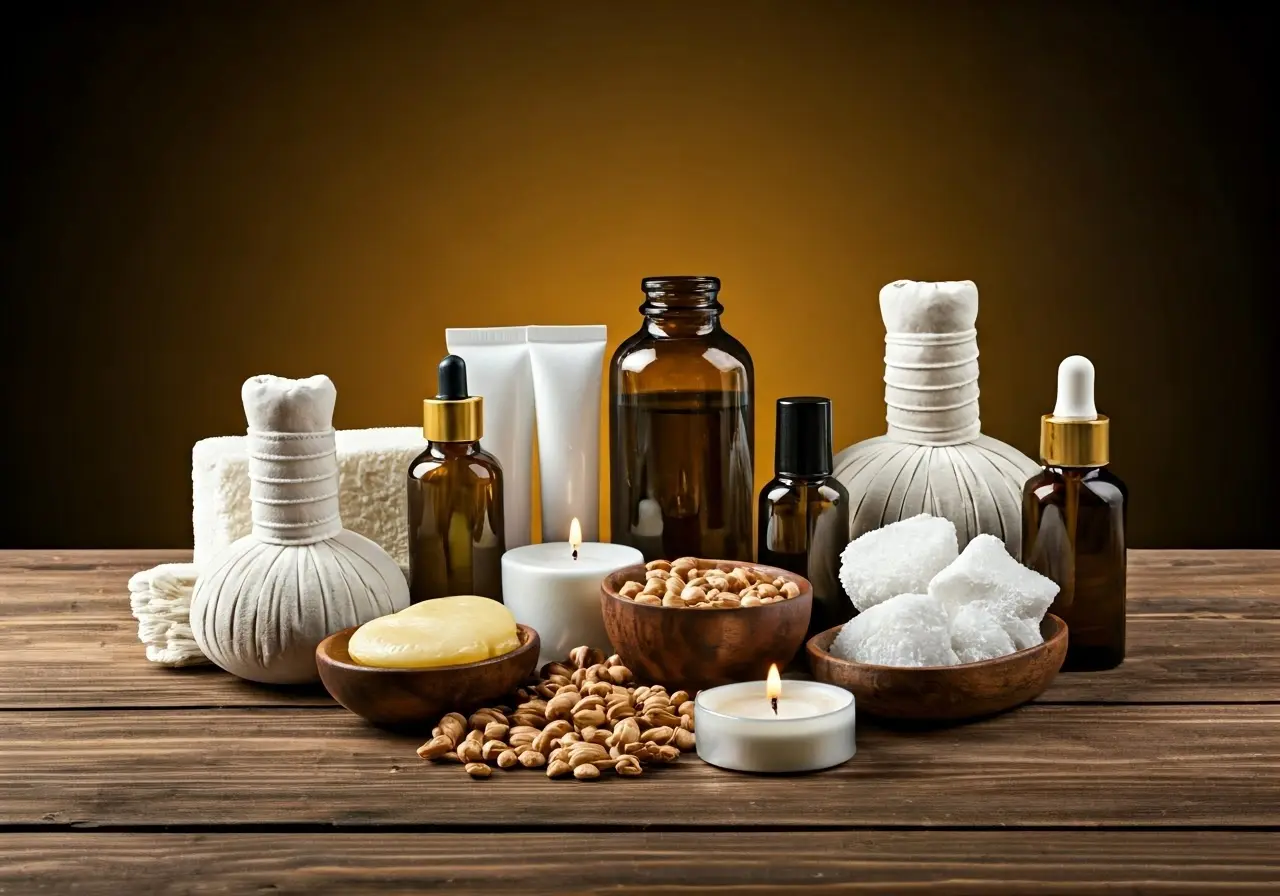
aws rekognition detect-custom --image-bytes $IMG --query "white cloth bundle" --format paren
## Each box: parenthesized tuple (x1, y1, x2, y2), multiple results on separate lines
(190, 375, 411, 684)
(132, 425, 425, 667)
(834, 281, 1040, 557)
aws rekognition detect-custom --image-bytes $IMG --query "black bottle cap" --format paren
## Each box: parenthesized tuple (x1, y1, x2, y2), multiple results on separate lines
(775, 396, 834, 478)
(436, 354, 469, 400)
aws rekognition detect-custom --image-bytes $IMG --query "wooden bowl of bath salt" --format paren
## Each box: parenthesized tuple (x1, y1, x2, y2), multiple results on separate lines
(806, 615, 1068, 721)
(601, 560, 813, 692)
(317, 623, 540, 729)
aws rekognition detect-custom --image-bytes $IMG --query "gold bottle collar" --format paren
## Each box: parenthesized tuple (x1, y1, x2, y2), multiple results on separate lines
(1040, 414, 1109, 467)
(424, 396, 483, 443)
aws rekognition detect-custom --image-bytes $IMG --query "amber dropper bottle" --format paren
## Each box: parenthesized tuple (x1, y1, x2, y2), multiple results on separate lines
(1022, 356, 1127, 670)
(757, 397, 851, 641)
(407, 355, 506, 604)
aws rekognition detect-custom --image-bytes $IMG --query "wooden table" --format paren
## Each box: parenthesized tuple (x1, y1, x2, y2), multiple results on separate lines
(1, 550, 1277, 893)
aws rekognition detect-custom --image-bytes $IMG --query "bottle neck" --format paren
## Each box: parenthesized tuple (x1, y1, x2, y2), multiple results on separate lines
(426, 440, 483, 457)
(639, 276, 723, 337)
(641, 305, 723, 337)
(771, 472, 830, 486)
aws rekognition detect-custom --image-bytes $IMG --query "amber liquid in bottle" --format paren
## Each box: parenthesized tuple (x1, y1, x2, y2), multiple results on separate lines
(610, 276, 755, 562)
(612, 390, 753, 561)
(758, 477, 851, 638)
(407, 442, 504, 603)
(1023, 466, 1127, 670)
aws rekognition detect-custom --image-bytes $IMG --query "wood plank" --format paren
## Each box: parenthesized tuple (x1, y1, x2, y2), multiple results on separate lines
(2, 549, 1278, 708)
(3, 706, 1277, 828)
(1128, 550, 1280, 598)
(0, 550, 334, 708)
(1041, 616, 1280, 703)
(2, 831, 1278, 894)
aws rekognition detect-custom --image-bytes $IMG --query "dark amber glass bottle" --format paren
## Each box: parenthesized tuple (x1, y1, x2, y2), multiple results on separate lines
(610, 276, 755, 562)
(1023, 466, 1127, 670)
(757, 397, 850, 640)
(1022, 356, 1126, 671)
(407, 355, 505, 603)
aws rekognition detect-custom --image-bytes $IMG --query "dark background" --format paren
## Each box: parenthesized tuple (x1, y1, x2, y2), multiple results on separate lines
(2, 1, 1274, 550)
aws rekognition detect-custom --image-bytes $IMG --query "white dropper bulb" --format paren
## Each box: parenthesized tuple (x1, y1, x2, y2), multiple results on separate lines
(1053, 355, 1098, 420)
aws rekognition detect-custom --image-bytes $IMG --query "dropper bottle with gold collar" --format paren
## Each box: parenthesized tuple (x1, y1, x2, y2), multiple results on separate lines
(1022, 355, 1127, 670)
(407, 354, 505, 604)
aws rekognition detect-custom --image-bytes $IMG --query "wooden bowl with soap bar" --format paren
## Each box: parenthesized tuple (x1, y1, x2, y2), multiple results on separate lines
(600, 558, 812, 692)
(316, 596, 540, 729)
(806, 614, 1068, 721)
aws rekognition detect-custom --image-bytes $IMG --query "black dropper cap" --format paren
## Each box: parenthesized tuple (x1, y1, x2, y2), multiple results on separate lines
(424, 355, 482, 442)
(436, 354, 469, 400)
(774, 397, 833, 478)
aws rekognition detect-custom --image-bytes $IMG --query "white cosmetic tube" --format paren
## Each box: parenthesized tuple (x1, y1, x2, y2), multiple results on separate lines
(445, 327, 535, 549)
(527, 325, 607, 543)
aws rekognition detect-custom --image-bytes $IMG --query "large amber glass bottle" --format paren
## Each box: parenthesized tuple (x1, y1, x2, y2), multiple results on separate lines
(408, 355, 505, 603)
(610, 276, 755, 562)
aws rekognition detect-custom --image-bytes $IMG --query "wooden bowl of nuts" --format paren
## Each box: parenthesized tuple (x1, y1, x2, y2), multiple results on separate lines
(316, 623, 540, 729)
(600, 557, 813, 692)
(805, 614, 1069, 720)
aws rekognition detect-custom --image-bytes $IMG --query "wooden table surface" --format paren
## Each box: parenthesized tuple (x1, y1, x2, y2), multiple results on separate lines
(1, 550, 1277, 894)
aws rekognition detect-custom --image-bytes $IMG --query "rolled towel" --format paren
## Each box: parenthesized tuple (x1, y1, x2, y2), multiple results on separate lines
(128, 563, 207, 666)
(193, 426, 425, 571)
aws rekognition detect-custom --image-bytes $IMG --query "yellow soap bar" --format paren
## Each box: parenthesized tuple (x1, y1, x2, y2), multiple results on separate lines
(348, 595, 519, 669)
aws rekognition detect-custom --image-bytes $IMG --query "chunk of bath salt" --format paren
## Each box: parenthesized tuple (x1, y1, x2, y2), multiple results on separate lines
(831, 592, 959, 667)
(348, 595, 519, 668)
(950, 602, 1017, 663)
(928, 533, 1058, 650)
(839, 514, 959, 612)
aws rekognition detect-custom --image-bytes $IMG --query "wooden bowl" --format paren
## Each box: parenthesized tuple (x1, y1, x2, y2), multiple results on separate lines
(600, 561, 813, 692)
(806, 614, 1068, 720)
(315, 623, 540, 729)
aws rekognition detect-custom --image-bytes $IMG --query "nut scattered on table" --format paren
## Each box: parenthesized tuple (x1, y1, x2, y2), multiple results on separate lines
(617, 557, 802, 609)
(415, 647, 696, 781)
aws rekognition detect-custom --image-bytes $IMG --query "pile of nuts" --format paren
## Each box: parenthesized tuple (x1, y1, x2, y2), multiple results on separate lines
(615, 557, 803, 609)
(415, 645, 695, 780)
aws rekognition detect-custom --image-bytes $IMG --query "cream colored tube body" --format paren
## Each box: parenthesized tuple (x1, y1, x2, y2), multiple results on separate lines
(527, 325, 607, 543)
(446, 327, 535, 548)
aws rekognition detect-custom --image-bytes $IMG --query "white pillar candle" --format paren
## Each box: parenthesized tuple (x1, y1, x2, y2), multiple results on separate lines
(695, 668, 856, 773)
(502, 519, 643, 667)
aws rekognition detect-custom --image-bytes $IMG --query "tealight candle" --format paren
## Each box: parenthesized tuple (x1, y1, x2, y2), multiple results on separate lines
(502, 518, 643, 666)
(695, 665, 856, 773)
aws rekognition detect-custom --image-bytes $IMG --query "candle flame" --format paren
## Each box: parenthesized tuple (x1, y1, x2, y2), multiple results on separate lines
(569, 518, 582, 559)
(766, 664, 781, 699)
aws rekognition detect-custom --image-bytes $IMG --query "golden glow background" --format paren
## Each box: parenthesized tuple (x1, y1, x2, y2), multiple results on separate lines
(2, 2, 1273, 549)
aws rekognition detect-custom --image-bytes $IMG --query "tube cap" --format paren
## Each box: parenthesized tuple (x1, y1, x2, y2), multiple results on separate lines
(1040, 355, 1108, 466)
(424, 355, 483, 442)
(775, 397, 833, 477)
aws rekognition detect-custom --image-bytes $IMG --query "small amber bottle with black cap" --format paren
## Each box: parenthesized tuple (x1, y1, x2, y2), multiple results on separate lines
(1023, 355, 1127, 670)
(407, 355, 505, 604)
(758, 397, 851, 640)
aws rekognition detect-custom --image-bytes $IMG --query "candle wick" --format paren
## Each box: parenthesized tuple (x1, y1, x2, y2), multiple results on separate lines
(572, 549, 578, 561)
(771, 697, 778, 715)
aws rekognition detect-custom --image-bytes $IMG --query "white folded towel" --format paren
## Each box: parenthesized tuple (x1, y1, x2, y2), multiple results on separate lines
(128, 563, 205, 666)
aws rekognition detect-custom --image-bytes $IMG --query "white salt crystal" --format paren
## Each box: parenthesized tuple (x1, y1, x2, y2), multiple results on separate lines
(839, 514, 959, 612)
(929, 533, 1058, 651)
(949, 602, 1017, 663)
(831, 592, 960, 667)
